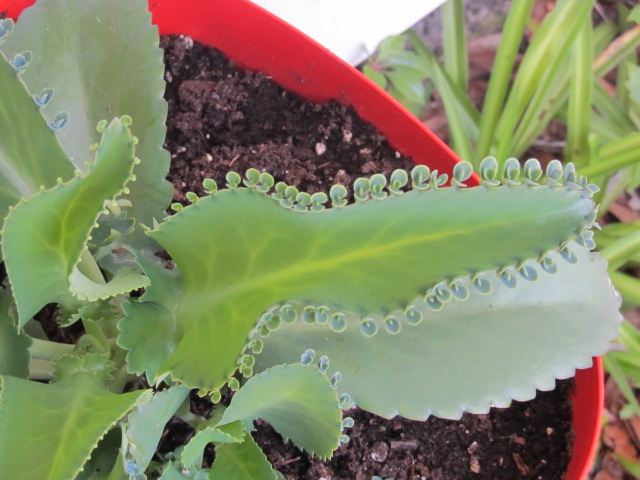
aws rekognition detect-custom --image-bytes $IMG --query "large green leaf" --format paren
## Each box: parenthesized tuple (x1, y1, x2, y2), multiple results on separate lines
(255, 245, 621, 420)
(120, 163, 600, 394)
(0, 40, 74, 223)
(220, 364, 343, 459)
(2, 117, 140, 325)
(0, 373, 149, 480)
(5, 0, 172, 245)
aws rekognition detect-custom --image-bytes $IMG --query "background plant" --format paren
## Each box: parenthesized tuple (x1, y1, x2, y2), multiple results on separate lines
(0, 0, 624, 479)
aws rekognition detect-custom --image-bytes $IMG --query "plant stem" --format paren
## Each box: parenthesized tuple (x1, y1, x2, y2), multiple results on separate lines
(29, 337, 75, 360)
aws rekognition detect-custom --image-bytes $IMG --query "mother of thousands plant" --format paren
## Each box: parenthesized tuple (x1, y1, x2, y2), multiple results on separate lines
(0, 0, 623, 479)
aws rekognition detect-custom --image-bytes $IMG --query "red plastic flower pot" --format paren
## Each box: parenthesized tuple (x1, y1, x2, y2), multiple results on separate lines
(4, 1, 603, 478)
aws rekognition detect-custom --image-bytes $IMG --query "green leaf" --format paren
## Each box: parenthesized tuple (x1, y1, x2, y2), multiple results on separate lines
(123, 385, 191, 473)
(386, 69, 426, 106)
(209, 436, 277, 480)
(118, 249, 182, 383)
(362, 64, 388, 90)
(627, 64, 640, 106)
(0, 374, 150, 480)
(375, 35, 407, 62)
(0, 48, 74, 226)
(159, 462, 210, 480)
(0, 286, 30, 378)
(4, 0, 172, 246)
(255, 245, 621, 420)
(629, 5, 640, 24)
(52, 352, 116, 383)
(2, 117, 137, 326)
(123, 171, 601, 393)
(181, 422, 245, 469)
(220, 364, 342, 459)
(69, 265, 150, 302)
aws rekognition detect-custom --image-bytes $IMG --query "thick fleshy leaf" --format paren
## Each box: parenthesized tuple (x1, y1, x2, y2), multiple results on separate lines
(209, 436, 276, 480)
(0, 47, 73, 223)
(129, 167, 596, 392)
(123, 385, 190, 473)
(0, 287, 30, 378)
(4, 0, 172, 246)
(2, 117, 137, 325)
(219, 364, 342, 459)
(0, 374, 150, 480)
(254, 245, 621, 420)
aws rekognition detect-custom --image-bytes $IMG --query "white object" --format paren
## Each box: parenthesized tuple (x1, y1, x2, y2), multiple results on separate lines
(249, 0, 449, 65)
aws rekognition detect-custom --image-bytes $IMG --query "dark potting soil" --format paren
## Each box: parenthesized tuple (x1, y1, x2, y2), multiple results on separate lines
(162, 35, 574, 480)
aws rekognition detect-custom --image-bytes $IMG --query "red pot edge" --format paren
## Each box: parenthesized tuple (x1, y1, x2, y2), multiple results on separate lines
(4, 1, 604, 479)
(565, 356, 604, 480)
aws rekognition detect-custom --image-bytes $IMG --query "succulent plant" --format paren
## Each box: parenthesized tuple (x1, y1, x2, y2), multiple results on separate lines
(0, 0, 622, 479)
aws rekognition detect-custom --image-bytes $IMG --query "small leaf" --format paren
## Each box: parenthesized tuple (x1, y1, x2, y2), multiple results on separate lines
(124, 385, 190, 473)
(219, 364, 342, 459)
(209, 436, 277, 480)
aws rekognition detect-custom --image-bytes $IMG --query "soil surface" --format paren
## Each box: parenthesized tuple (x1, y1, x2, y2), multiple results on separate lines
(162, 34, 574, 480)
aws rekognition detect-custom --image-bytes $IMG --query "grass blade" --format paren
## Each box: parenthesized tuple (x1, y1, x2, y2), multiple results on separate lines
(441, 0, 468, 92)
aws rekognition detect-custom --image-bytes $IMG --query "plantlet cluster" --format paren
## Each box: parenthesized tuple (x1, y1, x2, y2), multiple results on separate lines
(0, 0, 623, 479)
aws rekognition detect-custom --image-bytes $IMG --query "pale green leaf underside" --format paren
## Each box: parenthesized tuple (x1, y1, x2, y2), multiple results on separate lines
(255, 245, 621, 420)
(209, 436, 276, 480)
(125, 183, 594, 392)
(0, 374, 149, 480)
(124, 385, 190, 473)
(2, 118, 136, 325)
(5, 0, 172, 245)
(220, 364, 342, 459)
(0, 50, 73, 223)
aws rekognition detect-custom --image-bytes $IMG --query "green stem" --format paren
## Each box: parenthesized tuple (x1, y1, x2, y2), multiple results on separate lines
(108, 346, 131, 393)
(29, 358, 54, 381)
(29, 337, 75, 360)
(474, 0, 535, 162)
